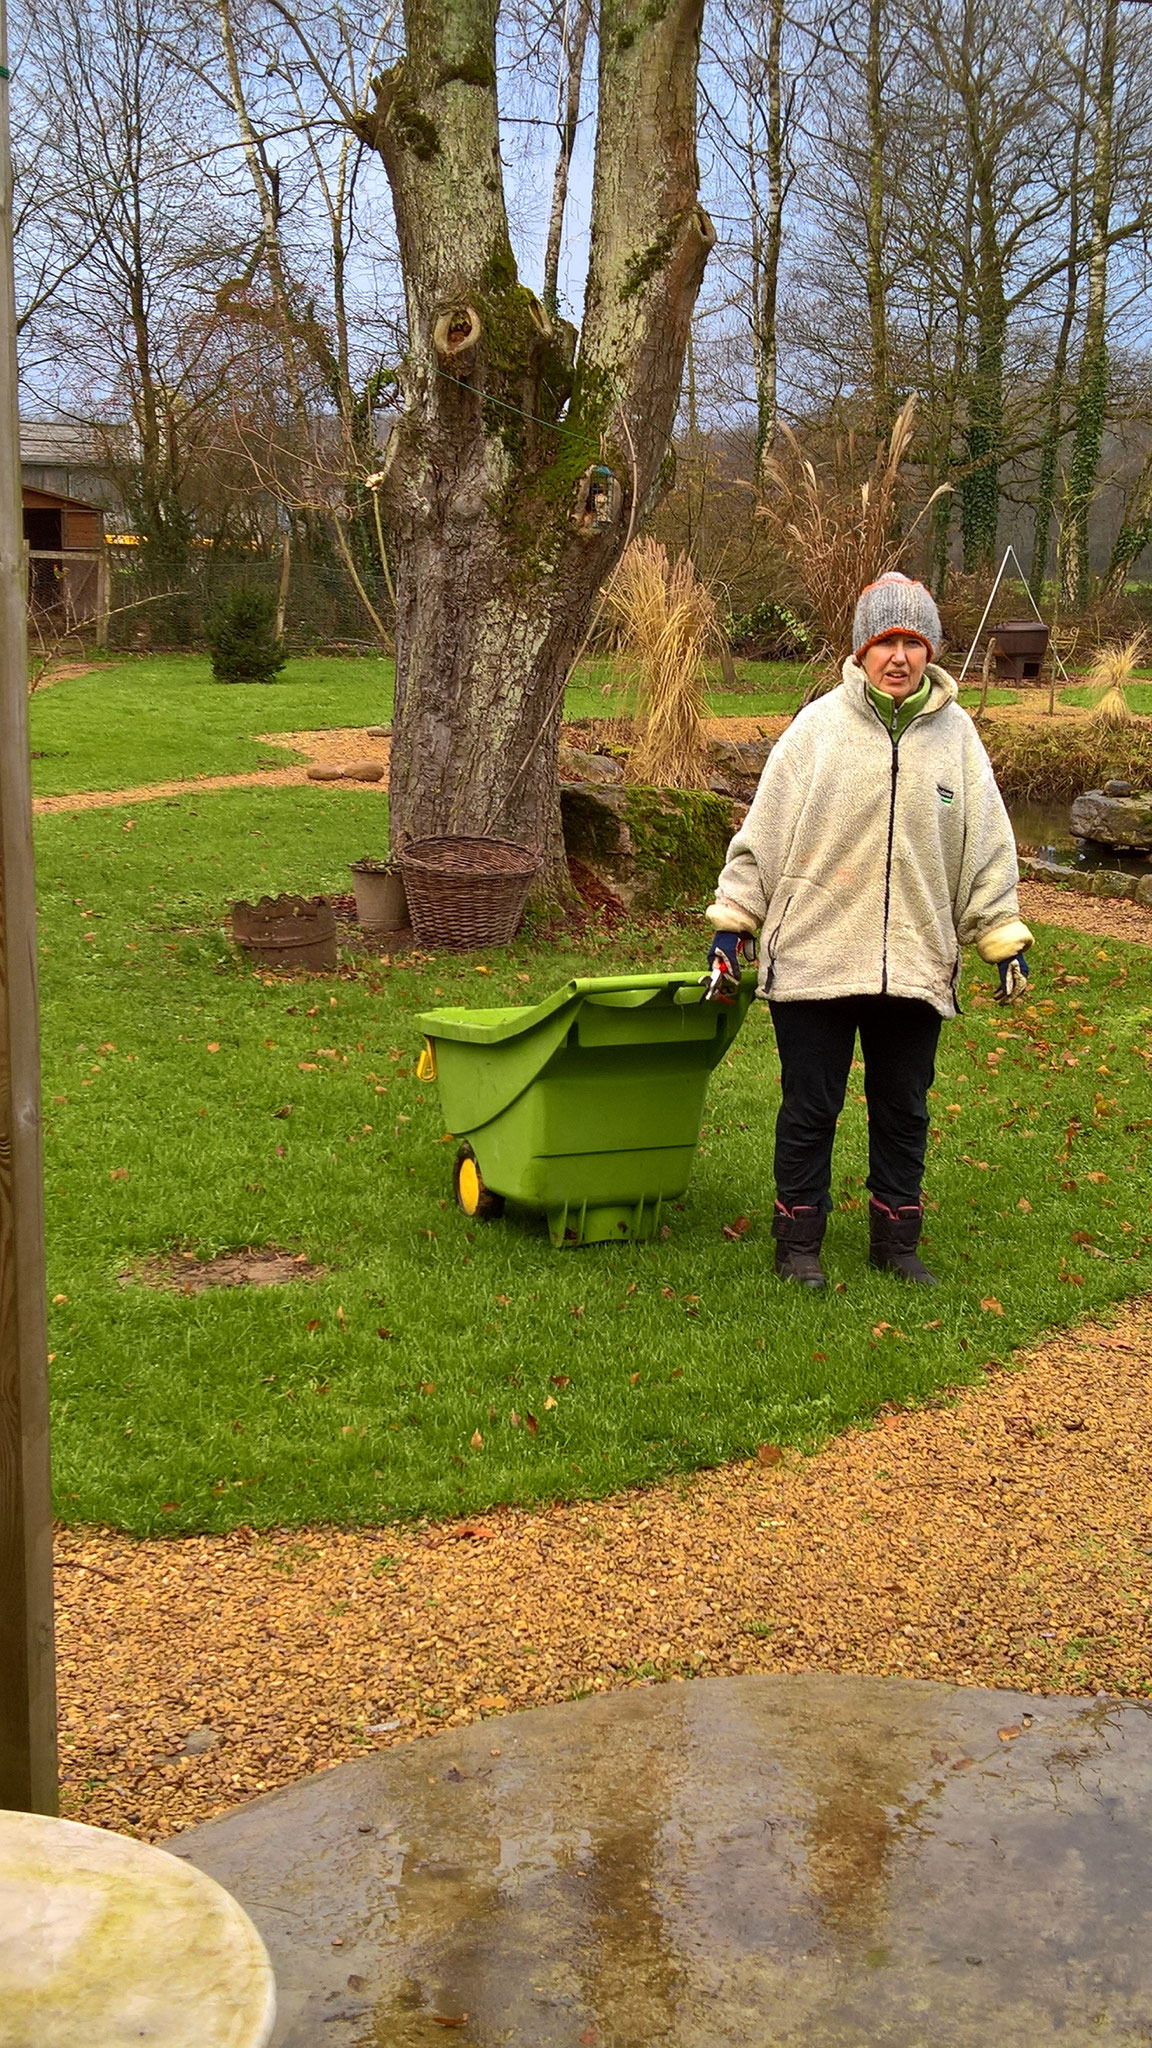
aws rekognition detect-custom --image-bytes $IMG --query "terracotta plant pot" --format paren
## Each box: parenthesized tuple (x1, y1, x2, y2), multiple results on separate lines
(348, 860, 408, 935)
(231, 894, 337, 973)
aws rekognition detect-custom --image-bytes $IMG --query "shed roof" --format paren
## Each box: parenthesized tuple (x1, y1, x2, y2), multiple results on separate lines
(23, 484, 105, 514)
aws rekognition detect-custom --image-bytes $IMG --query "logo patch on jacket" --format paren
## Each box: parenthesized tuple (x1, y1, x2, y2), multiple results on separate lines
(937, 784, 954, 805)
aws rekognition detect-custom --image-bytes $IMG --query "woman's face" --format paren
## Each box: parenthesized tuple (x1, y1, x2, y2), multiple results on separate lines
(861, 633, 929, 703)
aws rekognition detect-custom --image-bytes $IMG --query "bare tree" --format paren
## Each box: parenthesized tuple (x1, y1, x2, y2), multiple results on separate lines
(18, 0, 247, 591)
(542, 0, 593, 319)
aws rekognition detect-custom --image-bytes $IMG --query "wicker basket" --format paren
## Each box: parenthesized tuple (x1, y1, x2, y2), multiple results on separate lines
(399, 835, 540, 950)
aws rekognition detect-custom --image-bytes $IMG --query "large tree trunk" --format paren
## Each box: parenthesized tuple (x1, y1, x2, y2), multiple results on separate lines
(356, 0, 713, 899)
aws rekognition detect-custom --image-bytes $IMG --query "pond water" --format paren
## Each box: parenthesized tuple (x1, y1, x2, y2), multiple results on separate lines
(1008, 797, 1152, 879)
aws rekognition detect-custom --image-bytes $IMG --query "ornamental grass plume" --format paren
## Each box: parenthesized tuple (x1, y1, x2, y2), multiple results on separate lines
(606, 539, 715, 787)
(757, 396, 949, 676)
(1087, 634, 1146, 729)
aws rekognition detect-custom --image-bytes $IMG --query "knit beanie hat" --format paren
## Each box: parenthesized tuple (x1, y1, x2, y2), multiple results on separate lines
(852, 572, 941, 661)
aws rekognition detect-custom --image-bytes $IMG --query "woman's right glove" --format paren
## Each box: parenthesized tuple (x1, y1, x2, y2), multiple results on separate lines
(995, 952, 1030, 1003)
(704, 931, 757, 1003)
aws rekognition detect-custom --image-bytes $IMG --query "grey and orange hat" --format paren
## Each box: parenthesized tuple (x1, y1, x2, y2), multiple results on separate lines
(852, 571, 941, 661)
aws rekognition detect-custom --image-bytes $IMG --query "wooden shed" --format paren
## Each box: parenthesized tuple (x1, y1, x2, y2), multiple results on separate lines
(22, 486, 108, 643)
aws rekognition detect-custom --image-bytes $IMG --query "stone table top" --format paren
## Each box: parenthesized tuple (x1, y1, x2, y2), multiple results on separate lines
(0, 1808, 276, 2047)
(179, 1674, 1152, 2048)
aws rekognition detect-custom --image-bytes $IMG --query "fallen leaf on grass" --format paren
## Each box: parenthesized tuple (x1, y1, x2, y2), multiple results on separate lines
(525, 1413, 538, 1436)
(273, 1104, 292, 1119)
(757, 1444, 783, 1467)
(722, 1215, 751, 1241)
(1017, 1198, 1031, 1212)
(419, 1382, 435, 1395)
(550, 1374, 569, 1389)
(377, 1328, 393, 1341)
(980, 1298, 1004, 1315)
(544, 1396, 557, 1410)
(206, 1042, 220, 1053)
(470, 1430, 484, 1450)
(109, 1168, 129, 1181)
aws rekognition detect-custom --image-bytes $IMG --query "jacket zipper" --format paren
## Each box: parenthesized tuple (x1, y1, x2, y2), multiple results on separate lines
(873, 696, 901, 996)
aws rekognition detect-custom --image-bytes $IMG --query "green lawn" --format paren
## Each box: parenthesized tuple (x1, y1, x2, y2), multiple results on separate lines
(30, 655, 396, 797)
(1060, 682, 1152, 714)
(38, 784, 1152, 1535)
(30, 653, 1042, 802)
(32, 654, 821, 798)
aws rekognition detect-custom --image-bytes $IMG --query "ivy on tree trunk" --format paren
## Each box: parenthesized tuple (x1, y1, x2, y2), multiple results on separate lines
(354, 0, 714, 899)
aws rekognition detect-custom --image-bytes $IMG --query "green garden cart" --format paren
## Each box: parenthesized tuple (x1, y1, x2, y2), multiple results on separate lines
(415, 971, 757, 1247)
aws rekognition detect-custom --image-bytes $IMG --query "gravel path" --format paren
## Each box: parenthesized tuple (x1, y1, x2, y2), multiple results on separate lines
(32, 728, 390, 815)
(1019, 876, 1152, 945)
(55, 1297, 1152, 1842)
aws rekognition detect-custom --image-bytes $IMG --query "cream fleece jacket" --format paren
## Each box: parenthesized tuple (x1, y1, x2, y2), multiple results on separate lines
(706, 659, 1032, 1017)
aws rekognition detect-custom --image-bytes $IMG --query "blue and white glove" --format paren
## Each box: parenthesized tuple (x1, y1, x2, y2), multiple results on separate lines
(995, 952, 1030, 1004)
(704, 931, 757, 1003)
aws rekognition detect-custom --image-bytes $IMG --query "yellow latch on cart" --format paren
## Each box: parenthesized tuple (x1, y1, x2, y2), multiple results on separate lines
(416, 1042, 437, 1083)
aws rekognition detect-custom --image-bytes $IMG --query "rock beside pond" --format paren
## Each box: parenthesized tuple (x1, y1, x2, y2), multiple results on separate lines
(1018, 854, 1152, 906)
(1070, 790, 1152, 848)
(562, 783, 736, 910)
(707, 735, 774, 792)
(1088, 870, 1136, 899)
(558, 745, 624, 786)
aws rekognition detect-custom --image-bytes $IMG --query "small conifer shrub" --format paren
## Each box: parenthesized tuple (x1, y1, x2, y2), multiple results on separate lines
(205, 584, 287, 684)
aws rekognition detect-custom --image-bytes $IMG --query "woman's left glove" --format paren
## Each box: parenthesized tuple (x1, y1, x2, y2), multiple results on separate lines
(704, 931, 757, 1003)
(995, 953, 1030, 1003)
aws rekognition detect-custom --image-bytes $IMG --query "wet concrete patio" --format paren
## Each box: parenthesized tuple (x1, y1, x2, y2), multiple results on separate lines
(176, 1675, 1152, 2047)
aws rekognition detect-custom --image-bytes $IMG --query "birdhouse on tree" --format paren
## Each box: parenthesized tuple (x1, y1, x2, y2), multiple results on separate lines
(573, 464, 622, 535)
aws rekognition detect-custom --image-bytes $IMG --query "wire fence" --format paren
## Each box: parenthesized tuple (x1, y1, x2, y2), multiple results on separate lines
(101, 548, 393, 653)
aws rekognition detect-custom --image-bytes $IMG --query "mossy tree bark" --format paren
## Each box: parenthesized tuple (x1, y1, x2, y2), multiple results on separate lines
(355, 0, 714, 897)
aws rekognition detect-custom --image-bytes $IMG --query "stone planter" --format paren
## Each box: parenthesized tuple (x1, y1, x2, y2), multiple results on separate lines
(348, 859, 408, 935)
(232, 894, 337, 973)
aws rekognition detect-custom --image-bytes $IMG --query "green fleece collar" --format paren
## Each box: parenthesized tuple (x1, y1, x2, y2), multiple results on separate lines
(866, 671, 932, 739)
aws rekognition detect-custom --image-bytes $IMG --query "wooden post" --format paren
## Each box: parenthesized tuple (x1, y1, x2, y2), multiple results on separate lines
(95, 550, 110, 649)
(0, 0, 58, 1814)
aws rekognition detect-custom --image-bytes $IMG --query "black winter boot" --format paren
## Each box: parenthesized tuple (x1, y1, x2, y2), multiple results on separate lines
(868, 1199, 938, 1285)
(772, 1203, 827, 1290)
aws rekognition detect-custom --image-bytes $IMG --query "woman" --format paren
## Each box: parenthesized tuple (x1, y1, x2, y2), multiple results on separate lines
(706, 571, 1032, 1290)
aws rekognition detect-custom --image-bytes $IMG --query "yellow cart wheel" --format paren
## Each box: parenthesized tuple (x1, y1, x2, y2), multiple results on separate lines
(453, 1142, 505, 1222)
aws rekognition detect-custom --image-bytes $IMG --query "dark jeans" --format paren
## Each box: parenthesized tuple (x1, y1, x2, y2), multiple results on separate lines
(768, 996, 943, 1213)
